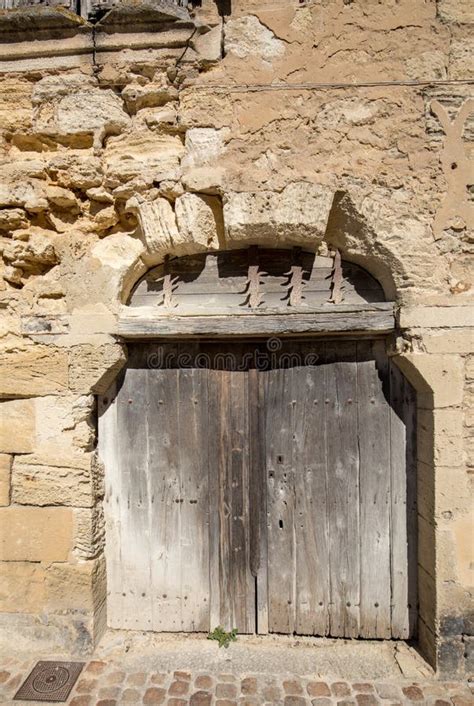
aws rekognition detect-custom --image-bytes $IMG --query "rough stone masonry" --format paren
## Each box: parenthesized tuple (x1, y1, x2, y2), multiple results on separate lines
(0, 0, 472, 678)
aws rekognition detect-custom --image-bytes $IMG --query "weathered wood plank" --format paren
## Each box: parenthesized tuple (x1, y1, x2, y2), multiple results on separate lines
(266, 364, 296, 634)
(118, 304, 395, 338)
(98, 380, 123, 628)
(209, 360, 255, 633)
(293, 346, 330, 636)
(357, 340, 391, 638)
(147, 362, 181, 631)
(249, 365, 269, 634)
(389, 361, 418, 638)
(175, 360, 210, 631)
(325, 341, 360, 637)
(117, 366, 153, 630)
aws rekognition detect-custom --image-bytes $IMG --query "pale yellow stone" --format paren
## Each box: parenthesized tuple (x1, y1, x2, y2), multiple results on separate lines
(0, 399, 35, 453)
(224, 183, 334, 245)
(104, 131, 184, 187)
(443, 516, 474, 587)
(68, 342, 126, 394)
(466, 356, 474, 380)
(224, 15, 285, 62)
(0, 454, 11, 506)
(421, 330, 474, 354)
(0, 562, 46, 613)
(399, 306, 474, 329)
(0, 507, 73, 561)
(438, 0, 474, 23)
(418, 408, 464, 467)
(0, 344, 68, 398)
(394, 354, 465, 408)
(449, 39, 474, 80)
(12, 452, 95, 508)
(435, 465, 471, 519)
(45, 557, 105, 612)
(90, 233, 147, 307)
(175, 193, 223, 253)
(73, 506, 105, 560)
(0, 78, 32, 131)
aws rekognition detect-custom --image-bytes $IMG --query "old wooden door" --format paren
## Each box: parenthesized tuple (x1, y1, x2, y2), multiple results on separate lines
(99, 338, 416, 638)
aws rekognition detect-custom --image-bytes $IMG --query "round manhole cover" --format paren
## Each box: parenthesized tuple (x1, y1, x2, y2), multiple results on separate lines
(32, 666, 70, 694)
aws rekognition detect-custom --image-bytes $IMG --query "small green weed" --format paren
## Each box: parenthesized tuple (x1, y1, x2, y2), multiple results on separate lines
(207, 625, 238, 649)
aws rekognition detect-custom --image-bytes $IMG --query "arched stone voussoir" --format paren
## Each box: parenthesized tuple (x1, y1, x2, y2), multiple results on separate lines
(90, 233, 147, 308)
(223, 182, 336, 248)
(325, 189, 449, 303)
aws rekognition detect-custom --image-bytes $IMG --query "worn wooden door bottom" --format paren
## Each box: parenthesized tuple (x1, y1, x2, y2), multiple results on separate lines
(99, 339, 417, 639)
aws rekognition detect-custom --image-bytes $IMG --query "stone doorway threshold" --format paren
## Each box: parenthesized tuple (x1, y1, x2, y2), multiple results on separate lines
(94, 630, 433, 682)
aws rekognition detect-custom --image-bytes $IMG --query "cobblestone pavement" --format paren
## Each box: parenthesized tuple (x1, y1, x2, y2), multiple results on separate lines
(0, 658, 472, 706)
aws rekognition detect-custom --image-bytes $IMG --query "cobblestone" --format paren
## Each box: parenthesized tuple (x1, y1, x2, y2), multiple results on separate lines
(0, 657, 471, 705)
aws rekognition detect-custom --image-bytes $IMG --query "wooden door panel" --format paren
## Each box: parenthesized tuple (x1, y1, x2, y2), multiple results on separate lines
(357, 340, 391, 638)
(265, 365, 296, 634)
(100, 339, 416, 639)
(208, 364, 256, 634)
(293, 357, 330, 636)
(389, 361, 418, 639)
(322, 341, 361, 638)
(147, 365, 210, 632)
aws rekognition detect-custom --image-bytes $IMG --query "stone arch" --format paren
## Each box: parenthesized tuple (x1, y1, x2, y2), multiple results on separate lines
(81, 182, 448, 313)
(82, 183, 450, 671)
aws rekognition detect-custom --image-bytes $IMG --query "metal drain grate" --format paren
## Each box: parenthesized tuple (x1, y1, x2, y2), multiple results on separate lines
(14, 661, 85, 702)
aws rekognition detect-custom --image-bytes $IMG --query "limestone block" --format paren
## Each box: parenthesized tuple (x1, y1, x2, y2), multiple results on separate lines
(0, 78, 32, 131)
(418, 566, 436, 626)
(45, 557, 105, 612)
(224, 183, 334, 245)
(418, 408, 464, 467)
(193, 24, 222, 64)
(90, 233, 146, 306)
(74, 506, 105, 560)
(405, 51, 447, 80)
(45, 185, 79, 211)
(48, 154, 103, 190)
(0, 562, 46, 613)
(224, 15, 285, 62)
(68, 342, 126, 395)
(33, 75, 130, 148)
(104, 132, 184, 188)
(144, 105, 178, 129)
(133, 197, 179, 263)
(0, 507, 72, 561)
(0, 178, 48, 212)
(393, 354, 464, 408)
(182, 127, 228, 169)
(0, 455, 11, 507)
(421, 330, 474, 354)
(122, 80, 178, 113)
(466, 356, 474, 380)
(449, 39, 474, 80)
(399, 306, 474, 329)
(182, 166, 224, 194)
(0, 344, 69, 398)
(0, 399, 35, 453)
(25, 394, 95, 455)
(3, 231, 57, 272)
(438, 0, 474, 23)
(0, 209, 28, 232)
(12, 452, 96, 508)
(175, 193, 223, 253)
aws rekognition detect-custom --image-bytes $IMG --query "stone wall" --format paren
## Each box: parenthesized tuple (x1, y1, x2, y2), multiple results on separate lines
(0, 0, 472, 676)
